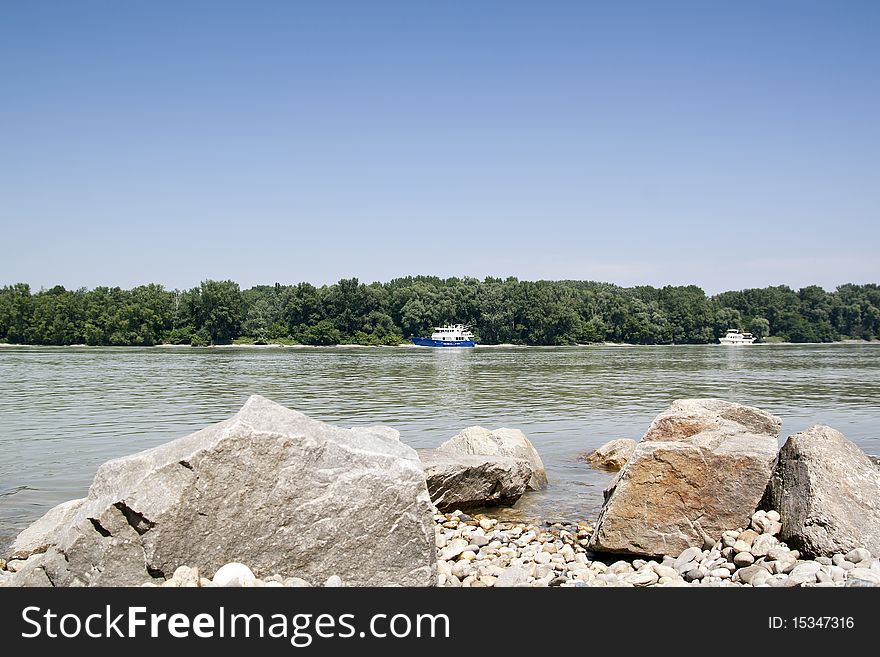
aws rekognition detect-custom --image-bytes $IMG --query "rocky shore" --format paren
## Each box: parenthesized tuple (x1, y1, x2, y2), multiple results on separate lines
(2, 395, 879, 588)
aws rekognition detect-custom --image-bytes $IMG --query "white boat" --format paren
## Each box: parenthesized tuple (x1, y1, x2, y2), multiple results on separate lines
(718, 329, 756, 345)
(412, 324, 476, 347)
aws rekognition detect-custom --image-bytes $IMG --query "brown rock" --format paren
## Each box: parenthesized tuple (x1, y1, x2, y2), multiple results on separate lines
(579, 439, 637, 472)
(588, 399, 780, 557)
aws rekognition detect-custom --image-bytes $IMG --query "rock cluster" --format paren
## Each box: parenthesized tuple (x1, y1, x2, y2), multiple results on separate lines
(433, 509, 880, 587)
(589, 399, 781, 557)
(137, 562, 344, 588)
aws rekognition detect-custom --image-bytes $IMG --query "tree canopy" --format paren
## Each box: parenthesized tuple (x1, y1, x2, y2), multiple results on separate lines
(1, 278, 878, 346)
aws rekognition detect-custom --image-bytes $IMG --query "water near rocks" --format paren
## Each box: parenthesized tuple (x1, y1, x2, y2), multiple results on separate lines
(1, 343, 879, 550)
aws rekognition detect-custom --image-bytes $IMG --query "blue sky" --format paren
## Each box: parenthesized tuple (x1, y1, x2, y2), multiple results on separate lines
(1, 1, 878, 294)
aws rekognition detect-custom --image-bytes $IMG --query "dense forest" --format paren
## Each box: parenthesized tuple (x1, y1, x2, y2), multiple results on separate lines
(0, 278, 878, 347)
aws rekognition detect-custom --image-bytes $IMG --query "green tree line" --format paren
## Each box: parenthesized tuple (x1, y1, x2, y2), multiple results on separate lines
(1, 278, 878, 346)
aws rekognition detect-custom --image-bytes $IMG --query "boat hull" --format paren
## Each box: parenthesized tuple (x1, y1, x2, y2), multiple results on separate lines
(411, 337, 476, 347)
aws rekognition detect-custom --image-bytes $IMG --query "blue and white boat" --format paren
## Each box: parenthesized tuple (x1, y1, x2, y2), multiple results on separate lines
(412, 324, 477, 347)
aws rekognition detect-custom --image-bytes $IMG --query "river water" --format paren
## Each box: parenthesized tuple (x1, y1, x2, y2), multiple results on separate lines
(1, 343, 879, 550)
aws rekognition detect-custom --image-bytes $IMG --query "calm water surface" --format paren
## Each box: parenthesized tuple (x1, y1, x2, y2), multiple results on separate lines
(2, 344, 879, 550)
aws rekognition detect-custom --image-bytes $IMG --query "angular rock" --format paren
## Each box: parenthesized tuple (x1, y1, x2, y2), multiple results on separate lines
(589, 399, 780, 557)
(438, 426, 547, 490)
(4, 395, 436, 587)
(765, 425, 880, 558)
(579, 439, 637, 472)
(418, 449, 531, 511)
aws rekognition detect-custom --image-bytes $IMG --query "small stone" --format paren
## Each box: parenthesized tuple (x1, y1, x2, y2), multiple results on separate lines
(765, 510, 781, 523)
(470, 535, 490, 548)
(750, 534, 777, 558)
(788, 562, 822, 585)
(161, 579, 179, 587)
(198, 577, 215, 587)
(534, 552, 552, 565)
(495, 566, 529, 587)
(451, 561, 471, 579)
(733, 552, 755, 567)
(0, 559, 5, 571)
(674, 547, 703, 573)
(283, 577, 312, 587)
(845, 569, 880, 587)
(627, 571, 659, 587)
(213, 563, 256, 587)
(684, 569, 704, 582)
(479, 575, 497, 587)
(735, 564, 771, 585)
(733, 540, 751, 554)
(479, 518, 496, 531)
(709, 568, 731, 579)
(828, 566, 847, 583)
(324, 575, 344, 587)
(737, 529, 760, 546)
(815, 556, 833, 566)
(172, 565, 200, 587)
(653, 565, 678, 580)
(767, 546, 792, 561)
(845, 548, 872, 563)
(815, 570, 833, 584)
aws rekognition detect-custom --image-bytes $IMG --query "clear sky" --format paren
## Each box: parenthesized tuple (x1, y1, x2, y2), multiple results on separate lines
(1, 0, 878, 294)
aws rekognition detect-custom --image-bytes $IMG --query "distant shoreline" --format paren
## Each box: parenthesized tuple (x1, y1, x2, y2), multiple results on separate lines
(1, 340, 878, 350)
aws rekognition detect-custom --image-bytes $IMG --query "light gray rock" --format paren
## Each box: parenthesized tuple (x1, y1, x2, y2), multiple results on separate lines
(323, 575, 344, 587)
(418, 449, 531, 511)
(788, 561, 822, 585)
(495, 565, 529, 587)
(845, 568, 880, 586)
(626, 570, 659, 586)
(845, 548, 872, 563)
(283, 577, 312, 588)
(213, 562, 255, 587)
(589, 399, 780, 557)
(766, 425, 880, 558)
(734, 564, 771, 585)
(438, 426, 547, 490)
(4, 396, 436, 587)
(580, 439, 637, 472)
(750, 534, 777, 558)
(171, 565, 200, 587)
(674, 546, 704, 574)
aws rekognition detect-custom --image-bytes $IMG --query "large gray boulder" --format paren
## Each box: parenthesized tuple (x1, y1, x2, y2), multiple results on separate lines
(418, 449, 531, 511)
(437, 426, 547, 490)
(764, 425, 880, 558)
(580, 439, 637, 471)
(2, 395, 436, 587)
(589, 399, 780, 557)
